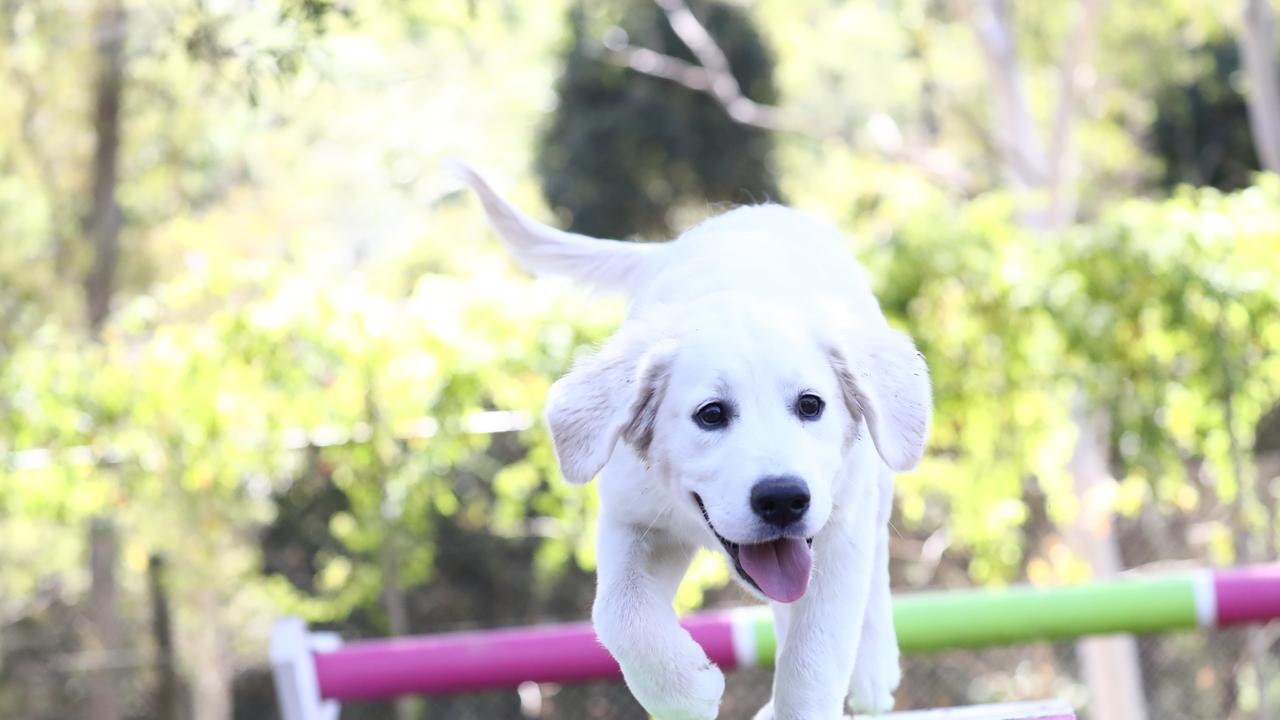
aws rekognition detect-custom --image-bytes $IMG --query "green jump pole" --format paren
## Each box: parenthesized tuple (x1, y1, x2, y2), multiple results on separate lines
(892, 573, 1199, 653)
(731, 564, 1280, 667)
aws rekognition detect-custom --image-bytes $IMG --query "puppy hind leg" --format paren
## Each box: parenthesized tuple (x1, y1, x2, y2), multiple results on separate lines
(592, 521, 723, 720)
(845, 521, 899, 715)
(848, 469, 900, 715)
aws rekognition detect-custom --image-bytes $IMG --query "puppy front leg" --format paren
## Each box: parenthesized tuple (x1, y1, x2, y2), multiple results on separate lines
(593, 520, 723, 720)
(769, 499, 877, 720)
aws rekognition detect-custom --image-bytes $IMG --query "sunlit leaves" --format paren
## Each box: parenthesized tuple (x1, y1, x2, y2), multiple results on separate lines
(862, 177, 1280, 582)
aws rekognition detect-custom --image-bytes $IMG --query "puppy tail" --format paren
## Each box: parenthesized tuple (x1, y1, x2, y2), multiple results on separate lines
(449, 162, 656, 295)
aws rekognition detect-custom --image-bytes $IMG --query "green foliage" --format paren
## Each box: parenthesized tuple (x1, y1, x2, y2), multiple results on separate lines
(1062, 182, 1280, 478)
(3, 222, 622, 618)
(852, 177, 1280, 581)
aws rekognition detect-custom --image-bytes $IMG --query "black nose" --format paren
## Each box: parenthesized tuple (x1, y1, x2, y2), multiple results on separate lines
(750, 476, 810, 528)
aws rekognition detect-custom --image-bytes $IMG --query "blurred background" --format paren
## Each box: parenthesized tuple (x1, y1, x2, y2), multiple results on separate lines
(1, 0, 1278, 719)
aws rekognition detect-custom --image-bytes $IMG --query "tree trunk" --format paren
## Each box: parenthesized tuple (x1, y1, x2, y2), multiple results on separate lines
(88, 517, 122, 720)
(966, 0, 1109, 227)
(1239, 0, 1280, 173)
(148, 555, 180, 720)
(85, 0, 125, 335)
(963, 4, 1147, 709)
(1065, 398, 1149, 720)
(969, 0, 1044, 192)
(383, 528, 423, 720)
(191, 587, 232, 720)
(1044, 0, 1108, 227)
(84, 4, 127, 713)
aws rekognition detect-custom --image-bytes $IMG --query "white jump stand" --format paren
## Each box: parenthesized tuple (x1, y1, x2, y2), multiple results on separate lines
(868, 701, 1077, 719)
(271, 617, 342, 720)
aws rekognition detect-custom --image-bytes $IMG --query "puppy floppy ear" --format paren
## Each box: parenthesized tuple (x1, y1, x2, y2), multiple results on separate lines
(545, 331, 677, 485)
(828, 328, 932, 472)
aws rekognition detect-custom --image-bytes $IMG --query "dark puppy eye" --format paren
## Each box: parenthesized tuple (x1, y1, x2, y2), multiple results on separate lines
(796, 393, 824, 420)
(694, 402, 729, 430)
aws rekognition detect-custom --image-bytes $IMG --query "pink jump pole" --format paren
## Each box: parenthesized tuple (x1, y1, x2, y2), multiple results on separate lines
(312, 610, 741, 700)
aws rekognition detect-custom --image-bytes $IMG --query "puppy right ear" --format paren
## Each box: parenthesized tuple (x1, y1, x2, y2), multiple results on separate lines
(544, 330, 677, 485)
(827, 327, 932, 472)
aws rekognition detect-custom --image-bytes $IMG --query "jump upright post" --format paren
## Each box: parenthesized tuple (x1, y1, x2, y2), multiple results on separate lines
(271, 563, 1280, 718)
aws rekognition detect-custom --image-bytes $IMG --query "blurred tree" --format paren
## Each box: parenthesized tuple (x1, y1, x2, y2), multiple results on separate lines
(1238, 0, 1280, 173)
(537, 0, 781, 239)
(1151, 38, 1259, 190)
(84, 4, 127, 717)
(0, 2, 349, 718)
(950, 0, 1108, 228)
(85, 0, 125, 336)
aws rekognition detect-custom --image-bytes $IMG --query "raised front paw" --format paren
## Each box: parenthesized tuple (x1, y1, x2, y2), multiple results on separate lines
(623, 654, 724, 720)
(845, 651, 900, 716)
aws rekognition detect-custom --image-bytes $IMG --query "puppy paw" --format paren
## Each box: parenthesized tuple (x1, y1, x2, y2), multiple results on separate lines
(624, 656, 724, 720)
(845, 657, 900, 716)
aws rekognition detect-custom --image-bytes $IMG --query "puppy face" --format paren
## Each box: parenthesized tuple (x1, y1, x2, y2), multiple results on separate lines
(545, 295, 930, 603)
(647, 303, 845, 538)
(643, 303, 849, 602)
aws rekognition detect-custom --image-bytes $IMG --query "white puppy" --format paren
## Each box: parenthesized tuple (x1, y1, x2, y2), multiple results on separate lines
(457, 167, 931, 720)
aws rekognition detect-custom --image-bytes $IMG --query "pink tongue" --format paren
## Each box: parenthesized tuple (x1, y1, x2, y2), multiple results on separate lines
(738, 538, 813, 603)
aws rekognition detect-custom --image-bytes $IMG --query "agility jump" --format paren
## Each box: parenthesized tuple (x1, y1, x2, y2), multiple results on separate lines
(271, 563, 1280, 719)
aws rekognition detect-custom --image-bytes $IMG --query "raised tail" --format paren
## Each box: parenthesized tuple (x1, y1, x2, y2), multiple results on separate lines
(450, 162, 657, 295)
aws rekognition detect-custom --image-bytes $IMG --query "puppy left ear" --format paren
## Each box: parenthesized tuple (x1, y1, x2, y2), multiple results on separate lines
(829, 328, 932, 471)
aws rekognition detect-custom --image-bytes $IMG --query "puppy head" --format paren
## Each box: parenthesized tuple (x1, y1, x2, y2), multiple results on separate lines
(545, 296, 931, 603)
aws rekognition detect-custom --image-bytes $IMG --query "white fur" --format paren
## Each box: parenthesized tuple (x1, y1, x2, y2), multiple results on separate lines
(458, 166, 932, 720)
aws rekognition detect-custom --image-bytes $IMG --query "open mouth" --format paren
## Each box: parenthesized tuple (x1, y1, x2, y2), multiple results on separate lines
(693, 494, 814, 603)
